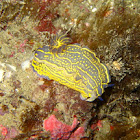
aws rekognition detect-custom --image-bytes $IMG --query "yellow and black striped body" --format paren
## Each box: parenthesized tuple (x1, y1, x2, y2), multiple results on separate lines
(32, 34, 111, 101)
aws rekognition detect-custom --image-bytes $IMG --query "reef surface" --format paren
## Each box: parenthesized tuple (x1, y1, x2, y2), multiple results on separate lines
(0, 0, 139, 139)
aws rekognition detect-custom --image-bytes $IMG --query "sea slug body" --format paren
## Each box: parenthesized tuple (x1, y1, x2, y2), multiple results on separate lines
(32, 34, 111, 101)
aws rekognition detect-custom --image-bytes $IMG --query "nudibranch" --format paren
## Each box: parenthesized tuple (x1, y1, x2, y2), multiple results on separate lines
(32, 34, 111, 101)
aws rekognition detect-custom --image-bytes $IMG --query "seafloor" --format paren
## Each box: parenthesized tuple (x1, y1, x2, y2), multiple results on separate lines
(0, 0, 140, 140)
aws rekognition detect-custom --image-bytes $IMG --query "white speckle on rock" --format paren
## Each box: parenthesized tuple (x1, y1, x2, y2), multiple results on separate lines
(91, 7, 97, 12)
(7, 64, 16, 71)
(0, 69, 5, 82)
(5, 71, 12, 79)
(21, 60, 31, 71)
(38, 80, 44, 85)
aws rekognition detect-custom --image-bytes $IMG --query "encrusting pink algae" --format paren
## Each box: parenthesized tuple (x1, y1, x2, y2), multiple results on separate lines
(43, 115, 85, 140)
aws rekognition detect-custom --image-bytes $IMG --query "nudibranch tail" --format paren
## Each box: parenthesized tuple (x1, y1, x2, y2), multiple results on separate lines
(32, 33, 111, 102)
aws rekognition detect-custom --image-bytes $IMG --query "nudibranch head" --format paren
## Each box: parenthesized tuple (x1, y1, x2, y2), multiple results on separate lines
(50, 33, 72, 53)
(32, 34, 111, 102)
